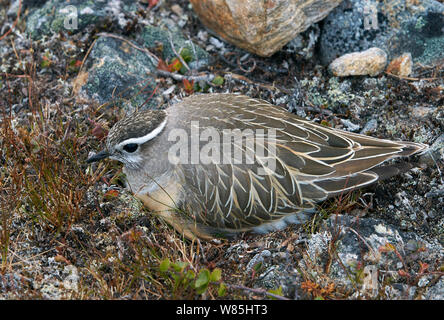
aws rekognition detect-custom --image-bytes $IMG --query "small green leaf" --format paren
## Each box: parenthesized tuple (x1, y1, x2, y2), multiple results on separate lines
(159, 258, 170, 272)
(195, 269, 210, 288)
(195, 283, 208, 294)
(172, 261, 188, 272)
(180, 47, 193, 63)
(268, 286, 283, 299)
(210, 268, 222, 282)
(253, 262, 263, 272)
(211, 75, 224, 86)
(218, 283, 227, 297)
(320, 120, 331, 127)
(314, 296, 325, 300)
(179, 65, 188, 74)
(171, 273, 180, 283)
(186, 269, 196, 280)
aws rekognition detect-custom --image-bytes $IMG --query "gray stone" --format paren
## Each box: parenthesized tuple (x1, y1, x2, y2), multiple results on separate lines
(74, 36, 159, 111)
(25, 0, 138, 40)
(360, 119, 378, 134)
(424, 277, 444, 300)
(320, 0, 444, 67)
(421, 133, 444, 165)
(246, 250, 272, 271)
(74, 25, 210, 111)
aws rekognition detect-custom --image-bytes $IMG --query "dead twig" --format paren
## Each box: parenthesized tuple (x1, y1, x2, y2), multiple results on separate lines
(384, 71, 440, 81)
(187, 35, 200, 70)
(168, 31, 191, 73)
(0, 0, 22, 41)
(226, 283, 290, 300)
(345, 227, 379, 260)
(237, 56, 257, 73)
(155, 69, 215, 82)
(224, 72, 291, 94)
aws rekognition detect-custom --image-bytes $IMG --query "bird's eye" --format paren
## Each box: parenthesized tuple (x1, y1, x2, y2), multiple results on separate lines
(123, 143, 138, 153)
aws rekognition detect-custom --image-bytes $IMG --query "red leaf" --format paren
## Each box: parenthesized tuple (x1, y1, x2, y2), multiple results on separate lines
(168, 58, 182, 72)
(182, 79, 194, 94)
(419, 262, 429, 274)
(92, 124, 108, 141)
(398, 270, 409, 277)
(148, 0, 159, 9)
(157, 59, 170, 72)
(104, 189, 119, 198)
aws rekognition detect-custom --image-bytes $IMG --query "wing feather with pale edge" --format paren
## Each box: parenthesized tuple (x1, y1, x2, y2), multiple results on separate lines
(170, 94, 427, 231)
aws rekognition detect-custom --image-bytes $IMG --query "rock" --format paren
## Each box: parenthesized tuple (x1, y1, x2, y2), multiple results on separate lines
(282, 25, 320, 60)
(256, 265, 283, 290)
(420, 133, 444, 165)
(362, 265, 379, 297)
(386, 53, 413, 77)
(62, 265, 79, 292)
(410, 106, 436, 118)
(73, 25, 209, 111)
(360, 119, 378, 134)
(320, 0, 444, 67)
(329, 48, 388, 77)
(7, 0, 46, 17)
(424, 277, 444, 300)
(340, 118, 360, 132)
(190, 0, 342, 57)
(246, 250, 272, 271)
(73, 36, 159, 111)
(171, 4, 184, 17)
(25, 0, 138, 40)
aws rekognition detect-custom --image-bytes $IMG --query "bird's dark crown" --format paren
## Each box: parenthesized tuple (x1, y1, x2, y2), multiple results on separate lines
(106, 110, 167, 149)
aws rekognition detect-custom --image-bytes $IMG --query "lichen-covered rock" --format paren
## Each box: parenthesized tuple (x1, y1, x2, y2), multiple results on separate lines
(190, 0, 343, 57)
(421, 133, 444, 166)
(73, 25, 210, 111)
(73, 35, 159, 111)
(25, 0, 138, 40)
(319, 0, 444, 66)
(329, 47, 387, 77)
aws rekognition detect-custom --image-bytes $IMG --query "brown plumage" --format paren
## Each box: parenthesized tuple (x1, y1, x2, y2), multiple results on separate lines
(87, 93, 428, 240)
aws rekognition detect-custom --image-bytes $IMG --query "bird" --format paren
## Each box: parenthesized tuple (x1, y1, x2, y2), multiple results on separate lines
(87, 93, 428, 240)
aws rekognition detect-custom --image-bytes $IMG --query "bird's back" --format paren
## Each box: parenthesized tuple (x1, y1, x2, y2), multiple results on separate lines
(165, 93, 427, 236)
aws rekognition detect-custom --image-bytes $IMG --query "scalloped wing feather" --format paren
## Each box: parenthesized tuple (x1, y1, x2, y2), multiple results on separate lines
(168, 94, 427, 232)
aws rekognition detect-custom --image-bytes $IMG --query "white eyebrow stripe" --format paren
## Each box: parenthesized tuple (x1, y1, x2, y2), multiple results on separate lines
(116, 118, 167, 149)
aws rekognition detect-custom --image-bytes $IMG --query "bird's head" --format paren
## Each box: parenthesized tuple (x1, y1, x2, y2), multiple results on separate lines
(86, 110, 167, 169)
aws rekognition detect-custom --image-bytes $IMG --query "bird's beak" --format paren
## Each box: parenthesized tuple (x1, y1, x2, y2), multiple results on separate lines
(86, 150, 110, 163)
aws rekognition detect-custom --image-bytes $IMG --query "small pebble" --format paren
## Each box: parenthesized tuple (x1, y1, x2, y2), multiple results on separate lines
(340, 119, 360, 132)
(197, 30, 208, 42)
(386, 53, 412, 77)
(209, 37, 224, 49)
(418, 276, 430, 288)
(171, 4, 184, 17)
(329, 47, 387, 77)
